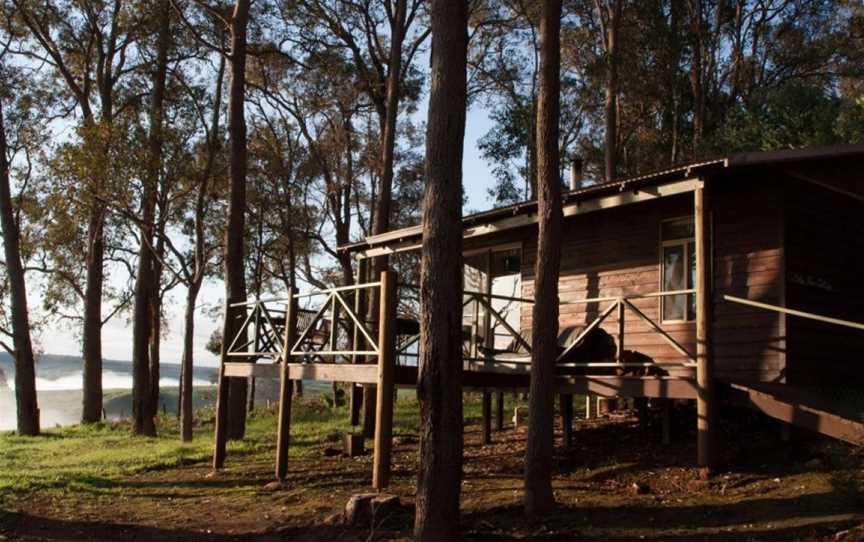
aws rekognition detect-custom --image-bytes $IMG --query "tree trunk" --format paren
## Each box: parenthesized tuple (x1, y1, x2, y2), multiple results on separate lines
(524, 0, 563, 516)
(527, 96, 538, 199)
(0, 101, 39, 436)
(689, 0, 704, 150)
(667, 0, 682, 165)
(149, 268, 162, 416)
(132, 0, 170, 436)
(603, 0, 622, 182)
(180, 282, 200, 442)
(413, 0, 468, 539)
(81, 205, 105, 424)
(222, 0, 251, 441)
(181, 45, 224, 441)
(363, 0, 408, 437)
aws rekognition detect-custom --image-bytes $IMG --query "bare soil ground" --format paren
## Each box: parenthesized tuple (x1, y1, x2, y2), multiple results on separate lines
(1, 406, 862, 541)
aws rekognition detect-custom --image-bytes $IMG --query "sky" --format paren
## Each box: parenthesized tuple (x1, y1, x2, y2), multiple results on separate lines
(38, 106, 501, 368)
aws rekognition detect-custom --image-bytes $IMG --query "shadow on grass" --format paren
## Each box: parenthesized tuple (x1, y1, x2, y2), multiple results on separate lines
(0, 510, 355, 542)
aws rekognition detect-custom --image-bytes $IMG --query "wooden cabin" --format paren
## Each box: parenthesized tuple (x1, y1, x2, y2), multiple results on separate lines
(215, 144, 864, 485)
(342, 145, 864, 389)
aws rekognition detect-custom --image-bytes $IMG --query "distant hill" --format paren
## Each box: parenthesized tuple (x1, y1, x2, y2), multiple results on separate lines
(0, 352, 218, 390)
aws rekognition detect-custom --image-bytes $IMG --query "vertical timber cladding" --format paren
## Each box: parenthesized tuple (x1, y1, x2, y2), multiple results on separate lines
(520, 193, 698, 373)
(784, 167, 864, 387)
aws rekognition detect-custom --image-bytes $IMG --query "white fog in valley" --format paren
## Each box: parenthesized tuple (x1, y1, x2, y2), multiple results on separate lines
(0, 355, 217, 431)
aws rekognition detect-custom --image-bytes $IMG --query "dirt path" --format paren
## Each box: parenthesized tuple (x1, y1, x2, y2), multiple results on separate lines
(2, 410, 862, 541)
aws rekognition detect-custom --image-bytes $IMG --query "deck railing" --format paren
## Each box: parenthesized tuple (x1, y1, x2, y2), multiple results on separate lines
(724, 295, 864, 332)
(557, 290, 698, 369)
(225, 282, 701, 372)
(225, 280, 385, 362)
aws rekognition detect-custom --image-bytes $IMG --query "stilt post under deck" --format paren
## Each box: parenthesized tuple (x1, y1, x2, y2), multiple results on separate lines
(560, 393, 573, 449)
(495, 391, 505, 430)
(372, 271, 397, 490)
(695, 182, 716, 473)
(275, 288, 298, 480)
(482, 391, 492, 444)
(662, 399, 672, 445)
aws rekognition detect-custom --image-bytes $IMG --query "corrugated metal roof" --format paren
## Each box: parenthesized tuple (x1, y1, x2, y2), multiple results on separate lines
(340, 144, 864, 253)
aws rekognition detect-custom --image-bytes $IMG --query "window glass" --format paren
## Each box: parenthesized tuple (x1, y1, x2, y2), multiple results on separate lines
(662, 244, 686, 321)
(687, 242, 697, 320)
(662, 220, 695, 240)
(660, 218, 696, 322)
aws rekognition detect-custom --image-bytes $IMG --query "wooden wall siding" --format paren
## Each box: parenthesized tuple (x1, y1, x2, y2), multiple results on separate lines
(519, 177, 787, 382)
(520, 194, 698, 375)
(785, 177, 864, 386)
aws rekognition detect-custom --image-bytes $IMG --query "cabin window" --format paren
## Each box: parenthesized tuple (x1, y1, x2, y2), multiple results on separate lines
(660, 218, 696, 322)
(463, 246, 523, 353)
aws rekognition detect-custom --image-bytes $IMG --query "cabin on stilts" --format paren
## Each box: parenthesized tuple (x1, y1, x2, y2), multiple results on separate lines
(213, 144, 864, 487)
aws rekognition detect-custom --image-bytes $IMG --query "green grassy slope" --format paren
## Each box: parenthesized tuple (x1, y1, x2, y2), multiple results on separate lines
(0, 391, 523, 497)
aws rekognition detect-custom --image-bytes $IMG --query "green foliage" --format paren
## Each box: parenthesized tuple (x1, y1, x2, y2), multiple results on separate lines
(473, 0, 864, 201)
(712, 84, 863, 152)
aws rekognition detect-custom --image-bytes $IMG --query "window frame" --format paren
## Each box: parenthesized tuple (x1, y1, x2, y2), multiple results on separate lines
(659, 217, 696, 323)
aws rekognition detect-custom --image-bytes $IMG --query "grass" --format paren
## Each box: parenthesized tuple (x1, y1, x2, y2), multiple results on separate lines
(0, 389, 517, 498)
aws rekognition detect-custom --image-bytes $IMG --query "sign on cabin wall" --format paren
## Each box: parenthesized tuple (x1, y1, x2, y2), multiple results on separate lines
(789, 272, 833, 292)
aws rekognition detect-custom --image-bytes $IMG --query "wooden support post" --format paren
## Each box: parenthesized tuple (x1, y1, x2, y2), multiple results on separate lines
(560, 393, 573, 449)
(275, 289, 298, 480)
(617, 299, 625, 362)
(695, 183, 716, 474)
(495, 391, 505, 431)
(372, 271, 397, 490)
(662, 399, 672, 445)
(780, 421, 792, 443)
(482, 391, 492, 445)
(585, 394, 596, 419)
(636, 397, 649, 430)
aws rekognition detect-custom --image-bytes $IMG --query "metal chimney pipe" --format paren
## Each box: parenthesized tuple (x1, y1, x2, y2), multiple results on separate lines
(569, 157, 583, 191)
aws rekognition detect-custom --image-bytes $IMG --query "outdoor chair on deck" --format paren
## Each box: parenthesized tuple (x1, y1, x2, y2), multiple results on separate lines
(469, 325, 617, 375)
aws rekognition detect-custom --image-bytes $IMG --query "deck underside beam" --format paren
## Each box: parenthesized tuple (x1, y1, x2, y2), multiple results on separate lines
(222, 361, 698, 399)
(725, 382, 864, 446)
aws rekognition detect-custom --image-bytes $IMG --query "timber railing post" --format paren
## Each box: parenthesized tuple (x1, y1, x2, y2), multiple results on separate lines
(617, 298, 625, 361)
(372, 270, 397, 490)
(275, 288, 298, 480)
(695, 181, 716, 474)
